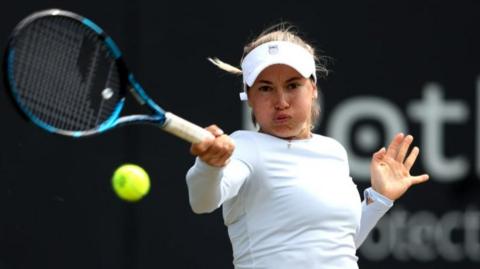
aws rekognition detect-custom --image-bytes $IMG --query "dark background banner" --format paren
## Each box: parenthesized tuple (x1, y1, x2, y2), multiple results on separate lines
(1, 1, 478, 268)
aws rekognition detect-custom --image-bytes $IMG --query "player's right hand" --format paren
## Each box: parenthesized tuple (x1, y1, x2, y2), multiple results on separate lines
(190, 125, 235, 167)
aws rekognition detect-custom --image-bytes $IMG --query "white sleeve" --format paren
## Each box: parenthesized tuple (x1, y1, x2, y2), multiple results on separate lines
(354, 187, 394, 248)
(185, 157, 251, 214)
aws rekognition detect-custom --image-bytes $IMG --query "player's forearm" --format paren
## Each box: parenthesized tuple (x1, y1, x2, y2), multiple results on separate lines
(186, 157, 249, 214)
(186, 158, 225, 214)
(354, 187, 393, 248)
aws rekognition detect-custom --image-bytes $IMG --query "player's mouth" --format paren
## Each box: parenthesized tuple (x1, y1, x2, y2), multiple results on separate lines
(273, 114, 291, 124)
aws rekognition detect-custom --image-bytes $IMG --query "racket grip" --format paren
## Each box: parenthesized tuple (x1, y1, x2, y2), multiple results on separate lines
(162, 112, 214, 143)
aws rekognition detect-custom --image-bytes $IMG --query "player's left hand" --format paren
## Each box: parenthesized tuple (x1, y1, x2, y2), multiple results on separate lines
(370, 133, 429, 201)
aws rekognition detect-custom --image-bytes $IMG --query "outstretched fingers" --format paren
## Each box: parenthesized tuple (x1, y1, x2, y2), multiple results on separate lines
(403, 143, 429, 184)
(396, 135, 413, 162)
(385, 133, 404, 159)
(372, 147, 386, 161)
(410, 174, 430, 185)
(404, 146, 420, 171)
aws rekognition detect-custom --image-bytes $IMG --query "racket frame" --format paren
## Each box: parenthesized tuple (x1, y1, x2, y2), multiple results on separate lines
(3, 9, 212, 143)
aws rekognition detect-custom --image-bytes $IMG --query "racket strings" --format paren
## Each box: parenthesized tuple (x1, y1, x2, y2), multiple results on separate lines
(16, 18, 91, 129)
(12, 16, 122, 131)
(16, 22, 81, 128)
(95, 61, 117, 126)
(49, 18, 103, 130)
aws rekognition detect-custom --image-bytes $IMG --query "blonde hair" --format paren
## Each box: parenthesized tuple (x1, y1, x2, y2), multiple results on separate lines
(209, 23, 329, 129)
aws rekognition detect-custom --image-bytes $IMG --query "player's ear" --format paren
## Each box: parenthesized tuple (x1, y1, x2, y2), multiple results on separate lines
(311, 82, 318, 99)
(246, 88, 252, 107)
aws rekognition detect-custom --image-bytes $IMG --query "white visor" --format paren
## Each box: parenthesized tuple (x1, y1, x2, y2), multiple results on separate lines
(239, 41, 316, 101)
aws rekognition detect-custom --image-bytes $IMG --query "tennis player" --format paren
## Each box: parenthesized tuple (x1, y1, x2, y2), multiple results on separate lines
(186, 25, 429, 269)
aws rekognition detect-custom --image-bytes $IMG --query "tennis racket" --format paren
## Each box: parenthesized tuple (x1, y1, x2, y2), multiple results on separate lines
(3, 9, 213, 143)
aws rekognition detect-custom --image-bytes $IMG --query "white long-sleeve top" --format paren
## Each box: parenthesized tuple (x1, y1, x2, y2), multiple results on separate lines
(186, 131, 392, 269)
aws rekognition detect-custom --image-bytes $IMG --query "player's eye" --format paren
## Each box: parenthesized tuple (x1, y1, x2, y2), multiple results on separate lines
(287, 82, 301, 90)
(258, 85, 272, 92)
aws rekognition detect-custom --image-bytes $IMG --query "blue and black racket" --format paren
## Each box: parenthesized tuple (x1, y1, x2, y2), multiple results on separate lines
(3, 9, 213, 143)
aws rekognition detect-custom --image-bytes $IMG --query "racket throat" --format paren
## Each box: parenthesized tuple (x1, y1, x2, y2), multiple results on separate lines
(129, 87, 146, 105)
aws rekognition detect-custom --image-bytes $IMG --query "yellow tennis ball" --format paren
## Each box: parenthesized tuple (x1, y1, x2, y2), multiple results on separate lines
(112, 164, 150, 202)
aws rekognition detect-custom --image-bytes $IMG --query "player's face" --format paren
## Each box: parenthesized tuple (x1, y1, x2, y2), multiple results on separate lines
(248, 64, 317, 139)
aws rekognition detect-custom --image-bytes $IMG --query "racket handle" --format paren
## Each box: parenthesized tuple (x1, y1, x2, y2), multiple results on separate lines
(162, 112, 214, 143)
